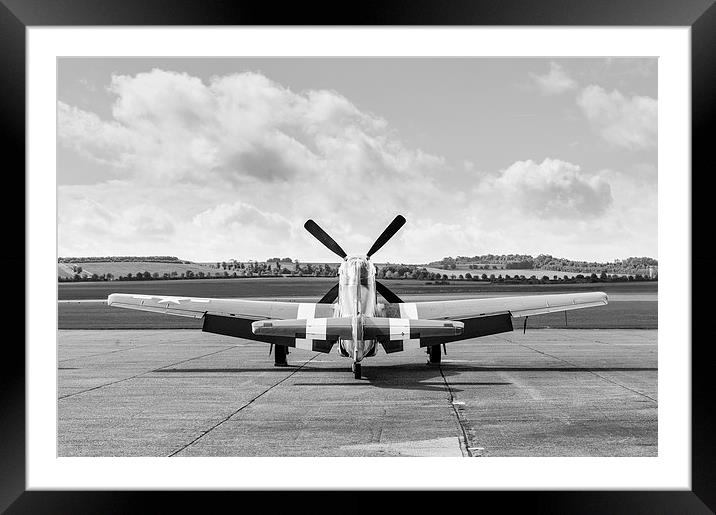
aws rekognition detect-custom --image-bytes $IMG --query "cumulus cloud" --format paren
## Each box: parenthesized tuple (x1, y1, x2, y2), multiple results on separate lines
(530, 62, 577, 95)
(479, 158, 613, 218)
(576, 85, 657, 149)
(57, 67, 655, 262)
(58, 68, 433, 187)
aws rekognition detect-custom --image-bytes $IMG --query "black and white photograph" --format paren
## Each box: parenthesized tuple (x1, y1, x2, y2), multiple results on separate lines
(56, 56, 658, 458)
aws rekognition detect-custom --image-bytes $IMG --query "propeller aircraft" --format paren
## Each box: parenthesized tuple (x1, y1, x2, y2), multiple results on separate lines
(108, 215, 608, 379)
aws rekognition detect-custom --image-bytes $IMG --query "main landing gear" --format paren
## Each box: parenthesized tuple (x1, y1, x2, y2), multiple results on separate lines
(273, 345, 289, 367)
(352, 362, 362, 379)
(427, 344, 441, 365)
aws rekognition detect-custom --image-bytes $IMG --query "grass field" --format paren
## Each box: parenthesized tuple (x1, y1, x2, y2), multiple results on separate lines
(58, 277, 657, 300)
(57, 277, 656, 330)
(58, 261, 218, 280)
(58, 300, 657, 330)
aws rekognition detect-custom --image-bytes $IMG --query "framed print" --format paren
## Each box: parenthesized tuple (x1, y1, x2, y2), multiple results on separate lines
(4, 0, 714, 512)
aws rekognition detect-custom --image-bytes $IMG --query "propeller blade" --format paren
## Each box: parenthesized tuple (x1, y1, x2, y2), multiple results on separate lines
(376, 281, 404, 304)
(318, 283, 339, 304)
(304, 220, 347, 259)
(366, 215, 406, 258)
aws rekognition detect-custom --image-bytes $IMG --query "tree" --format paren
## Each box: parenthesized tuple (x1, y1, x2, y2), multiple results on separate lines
(465, 273, 472, 279)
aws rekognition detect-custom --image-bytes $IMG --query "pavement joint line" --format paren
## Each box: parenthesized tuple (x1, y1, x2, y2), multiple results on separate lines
(167, 353, 321, 457)
(438, 364, 473, 458)
(58, 342, 156, 363)
(58, 344, 239, 401)
(511, 341, 657, 404)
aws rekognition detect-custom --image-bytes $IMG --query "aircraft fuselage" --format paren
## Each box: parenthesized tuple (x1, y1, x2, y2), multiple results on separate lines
(336, 256, 379, 362)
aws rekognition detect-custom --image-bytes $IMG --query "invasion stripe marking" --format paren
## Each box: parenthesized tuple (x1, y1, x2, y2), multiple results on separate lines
(399, 303, 418, 319)
(297, 303, 317, 320)
(388, 318, 411, 340)
(306, 318, 328, 340)
(295, 338, 313, 350)
(296, 304, 319, 350)
(403, 338, 421, 350)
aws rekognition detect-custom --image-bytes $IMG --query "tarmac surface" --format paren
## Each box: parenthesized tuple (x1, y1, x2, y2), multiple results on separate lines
(58, 328, 657, 457)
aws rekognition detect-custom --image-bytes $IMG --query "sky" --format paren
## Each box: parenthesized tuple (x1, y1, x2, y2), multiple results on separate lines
(57, 57, 657, 263)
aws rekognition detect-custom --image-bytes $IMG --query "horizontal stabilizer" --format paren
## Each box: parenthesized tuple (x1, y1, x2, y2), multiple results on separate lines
(252, 318, 353, 340)
(251, 317, 464, 341)
(363, 318, 463, 340)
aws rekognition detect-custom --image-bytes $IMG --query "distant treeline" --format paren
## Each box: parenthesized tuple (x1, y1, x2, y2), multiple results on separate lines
(58, 267, 656, 284)
(378, 265, 654, 283)
(58, 256, 187, 263)
(429, 254, 658, 275)
(58, 262, 341, 282)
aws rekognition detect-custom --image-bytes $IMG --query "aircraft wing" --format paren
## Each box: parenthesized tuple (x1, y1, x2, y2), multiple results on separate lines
(377, 292, 608, 353)
(395, 291, 608, 320)
(106, 294, 336, 320)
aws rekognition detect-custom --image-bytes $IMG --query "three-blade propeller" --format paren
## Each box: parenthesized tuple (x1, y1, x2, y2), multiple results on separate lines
(304, 215, 407, 304)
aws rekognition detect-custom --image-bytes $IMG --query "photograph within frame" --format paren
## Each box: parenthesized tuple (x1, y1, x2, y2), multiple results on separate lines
(56, 55, 659, 460)
(21, 23, 692, 496)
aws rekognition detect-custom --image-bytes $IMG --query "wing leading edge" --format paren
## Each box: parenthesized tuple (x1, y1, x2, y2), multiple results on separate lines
(106, 293, 336, 320)
(393, 291, 608, 320)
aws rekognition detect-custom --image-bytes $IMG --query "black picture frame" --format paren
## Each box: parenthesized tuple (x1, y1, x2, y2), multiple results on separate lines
(3, 0, 713, 512)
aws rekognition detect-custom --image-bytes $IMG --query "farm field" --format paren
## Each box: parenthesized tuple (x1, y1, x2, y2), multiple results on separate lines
(58, 299, 656, 330)
(57, 277, 657, 330)
(58, 260, 218, 280)
(58, 277, 657, 301)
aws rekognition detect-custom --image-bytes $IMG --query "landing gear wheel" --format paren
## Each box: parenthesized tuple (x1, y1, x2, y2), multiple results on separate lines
(428, 344, 441, 365)
(352, 362, 362, 379)
(274, 345, 288, 367)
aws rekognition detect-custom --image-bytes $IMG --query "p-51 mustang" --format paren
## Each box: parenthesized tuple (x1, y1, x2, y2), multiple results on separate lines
(108, 215, 608, 379)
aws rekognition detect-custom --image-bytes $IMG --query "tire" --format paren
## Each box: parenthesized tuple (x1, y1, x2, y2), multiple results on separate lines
(353, 362, 361, 379)
(428, 344, 441, 364)
(274, 345, 288, 366)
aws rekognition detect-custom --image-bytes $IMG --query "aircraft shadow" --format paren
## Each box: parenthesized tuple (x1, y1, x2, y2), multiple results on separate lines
(153, 363, 656, 392)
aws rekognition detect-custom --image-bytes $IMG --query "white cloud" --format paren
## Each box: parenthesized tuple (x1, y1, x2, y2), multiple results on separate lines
(577, 85, 657, 149)
(530, 62, 577, 95)
(478, 158, 613, 218)
(57, 68, 655, 262)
